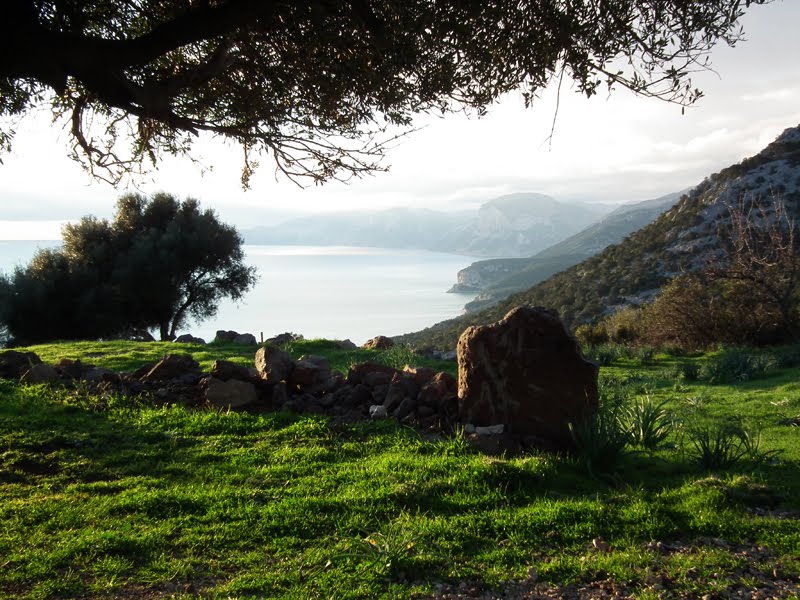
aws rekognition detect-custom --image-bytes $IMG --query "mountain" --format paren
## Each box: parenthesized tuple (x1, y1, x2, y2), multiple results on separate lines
(450, 191, 683, 311)
(243, 193, 611, 258)
(397, 124, 800, 350)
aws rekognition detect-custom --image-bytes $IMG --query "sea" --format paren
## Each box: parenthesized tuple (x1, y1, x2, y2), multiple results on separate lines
(0, 241, 476, 345)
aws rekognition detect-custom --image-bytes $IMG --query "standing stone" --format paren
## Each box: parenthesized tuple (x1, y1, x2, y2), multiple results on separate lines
(233, 333, 257, 346)
(254, 345, 295, 383)
(457, 306, 598, 449)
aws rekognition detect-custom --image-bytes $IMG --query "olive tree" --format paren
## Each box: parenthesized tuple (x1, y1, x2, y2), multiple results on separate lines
(0, 193, 257, 343)
(0, 0, 769, 186)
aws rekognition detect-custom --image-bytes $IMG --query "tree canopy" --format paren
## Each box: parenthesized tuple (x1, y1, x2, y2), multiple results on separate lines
(0, 192, 257, 343)
(1, 0, 768, 186)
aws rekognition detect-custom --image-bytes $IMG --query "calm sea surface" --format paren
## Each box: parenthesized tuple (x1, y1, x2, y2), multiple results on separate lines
(0, 242, 475, 345)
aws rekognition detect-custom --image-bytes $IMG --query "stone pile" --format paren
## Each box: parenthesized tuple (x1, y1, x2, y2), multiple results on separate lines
(0, 345, 459, 431)
(0, 307, 598, 452)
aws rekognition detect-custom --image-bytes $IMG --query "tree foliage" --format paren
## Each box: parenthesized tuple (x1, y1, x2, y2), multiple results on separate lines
(0, 193, 257, 343)
(637, 196, 800, 349)
(1, 0, 768, 185)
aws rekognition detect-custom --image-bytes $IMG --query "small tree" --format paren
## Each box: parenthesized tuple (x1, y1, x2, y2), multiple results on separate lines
(641, 194, 800, 349)
(1, 193, 257, 343)
(711, 195, 800, 339)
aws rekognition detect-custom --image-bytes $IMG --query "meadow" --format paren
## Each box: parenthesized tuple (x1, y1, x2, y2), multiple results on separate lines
(1, 340, 798, 599)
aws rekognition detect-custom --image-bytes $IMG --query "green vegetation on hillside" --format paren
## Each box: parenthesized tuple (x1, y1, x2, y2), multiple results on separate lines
(1, 340, 798, 599)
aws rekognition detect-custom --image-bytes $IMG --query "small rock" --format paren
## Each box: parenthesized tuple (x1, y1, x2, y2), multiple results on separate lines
(255, 345, 295, 382)
(206, 377, 257, 409)
(233, 333, 257, 345)
(362, 335, 395, 350)
(20, 363, 59, 384)
(210, 359, 254, 382)
(592, 537, 610, 552)
(369, 405, 388, 419)
(475, 424, 504, 435)
(174, 334, 206, 344)
(0, 350, 43, 379)
(140, 354, 201, 382)
(393, 397, 416, 420)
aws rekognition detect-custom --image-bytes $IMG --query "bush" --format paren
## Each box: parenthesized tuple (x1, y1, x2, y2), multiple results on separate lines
(569, 382, 630, 474)
(624, 397, 674, 452)
(700, 348, 772, 384)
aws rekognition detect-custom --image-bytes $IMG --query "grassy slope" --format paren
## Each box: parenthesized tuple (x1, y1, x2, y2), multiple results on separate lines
(1, 341, 799, 599)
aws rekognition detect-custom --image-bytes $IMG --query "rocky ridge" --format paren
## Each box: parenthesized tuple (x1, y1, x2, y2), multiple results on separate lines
(397, 123, 800, 350)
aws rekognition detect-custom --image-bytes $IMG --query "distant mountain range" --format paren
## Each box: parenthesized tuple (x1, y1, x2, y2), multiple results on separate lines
(244, 193, 611, 258)
(449, 191, 684, 311)
(397, 123, 800, 350)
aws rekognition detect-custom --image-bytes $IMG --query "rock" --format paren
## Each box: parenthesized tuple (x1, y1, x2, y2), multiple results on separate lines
(362, 335, 395, 350)
(369, 405, 388, 419)
(233, 333, 257, 346)
(271, 382, 289, 407)
(393, 397, 417, 420)
(82, 367, 118, 383)
(214, 330, 239, 343)
(20, 363, 60, 385)
(210, 360, 254, 382)
(55, 358, 87, 380)
(402, 365, 437, 387)
(140, 354, 201, 382)
(205, 377, 257, 409)
(289, 355, 337, 394)
(254, 345, 295, 382)
(266, 332, 303, 346)
(174, 334, 206, 345)
(382, 383, 406, 413)
(417, 371, 457, 409)
(0, 350, 42, 379)
(333, 339, 357, 350)
(346, 362, 399, 386)
(475, 424, 504, 435)
(457, 306, 598, 449)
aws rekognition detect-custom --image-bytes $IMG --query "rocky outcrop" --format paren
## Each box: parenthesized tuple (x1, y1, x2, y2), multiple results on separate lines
(457, 306, 598, 449)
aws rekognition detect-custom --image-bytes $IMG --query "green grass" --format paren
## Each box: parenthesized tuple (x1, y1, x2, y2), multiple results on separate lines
(20, 338, 457, 378)
(1, 341, 798, 598)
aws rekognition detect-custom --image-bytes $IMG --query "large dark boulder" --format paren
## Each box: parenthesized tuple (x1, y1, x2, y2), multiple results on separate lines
(457, 306, 598, 449)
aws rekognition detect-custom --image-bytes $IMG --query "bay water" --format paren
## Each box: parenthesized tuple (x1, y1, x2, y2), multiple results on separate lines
(0, 241, 475, 345)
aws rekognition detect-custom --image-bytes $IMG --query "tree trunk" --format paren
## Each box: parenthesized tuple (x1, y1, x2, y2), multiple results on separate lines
(159, 322, 173, 341)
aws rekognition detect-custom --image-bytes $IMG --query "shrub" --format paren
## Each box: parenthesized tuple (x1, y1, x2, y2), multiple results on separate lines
(569, 383, 630, 474)
(624, 397, 674, 452)
(700, 347, 771, 384)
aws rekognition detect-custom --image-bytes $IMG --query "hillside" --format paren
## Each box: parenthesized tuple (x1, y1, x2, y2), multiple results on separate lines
(398, 124, 800, 350)
(452, 191, 682, 311)
(244, 192, 611, 258)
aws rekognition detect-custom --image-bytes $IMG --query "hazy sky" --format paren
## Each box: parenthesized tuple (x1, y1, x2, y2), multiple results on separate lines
(1, 0, 799, 240)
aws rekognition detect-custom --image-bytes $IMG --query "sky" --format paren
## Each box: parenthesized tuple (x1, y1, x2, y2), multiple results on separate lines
(1, 0, 799, 241)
